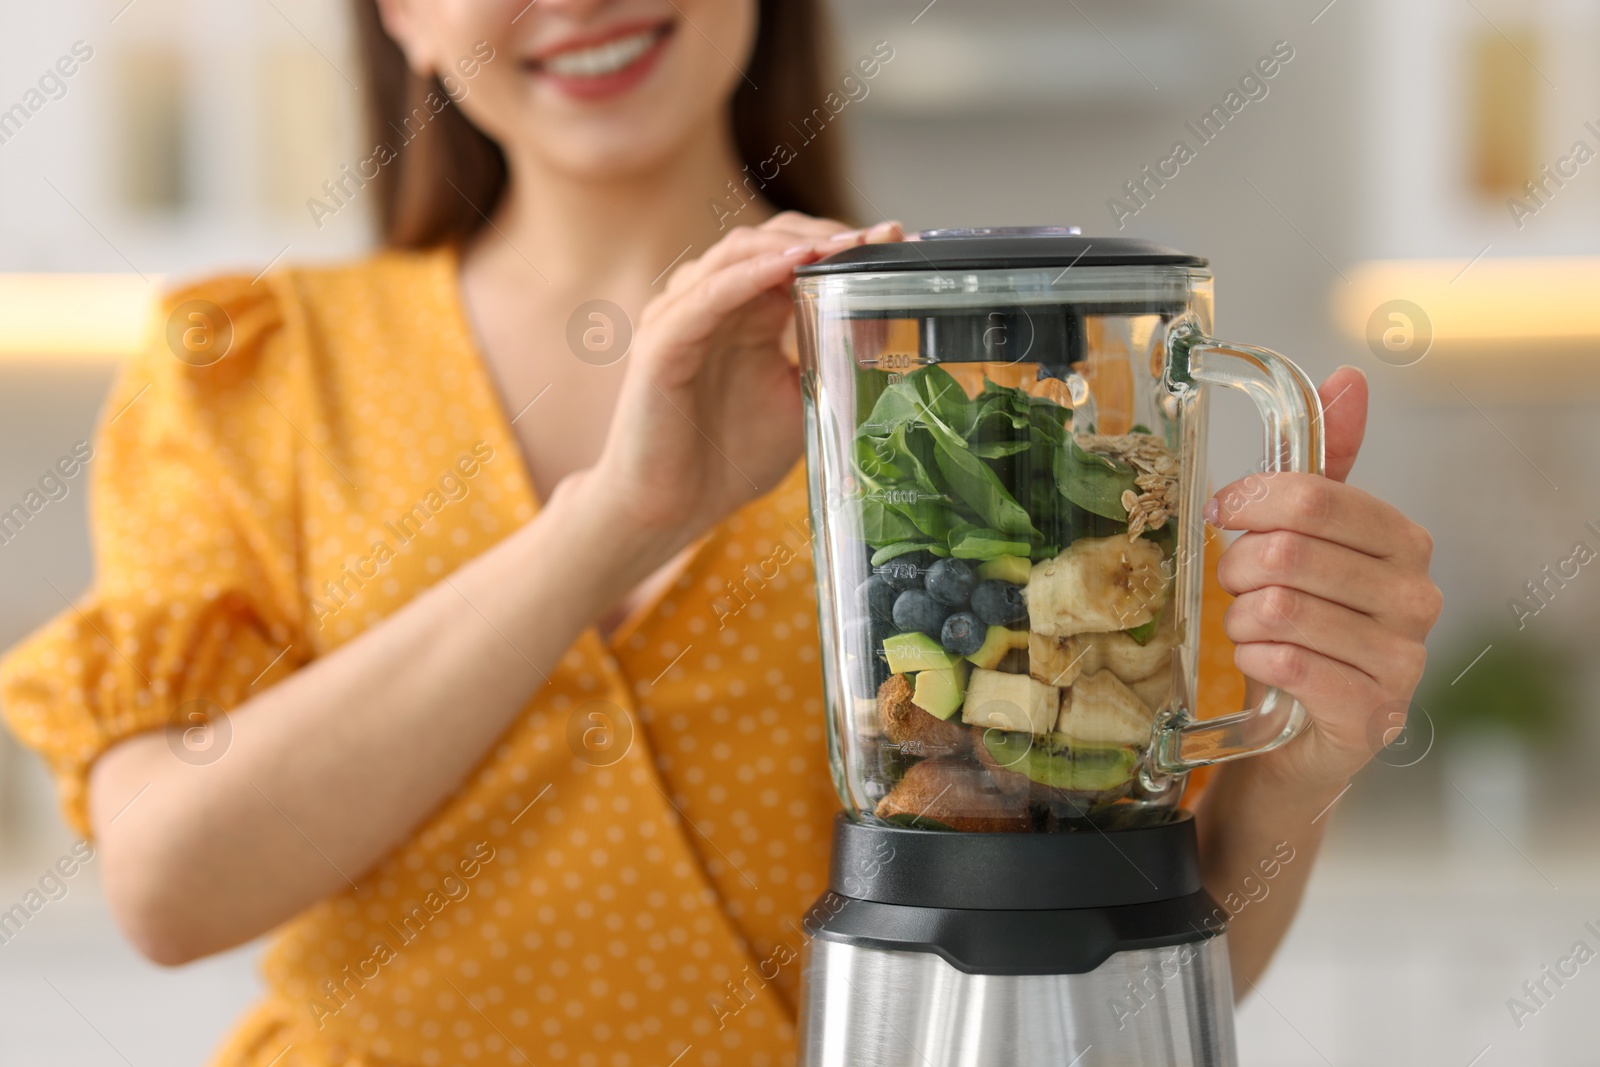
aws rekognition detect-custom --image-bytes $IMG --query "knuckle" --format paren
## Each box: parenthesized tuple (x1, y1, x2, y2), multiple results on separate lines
(1258, 530, 1302, 576)
(1408, 578, 1444, 629)
(1287, 477, 1331, 525)
(1409, 522, 1435, 561)
(1253, 585, 1299, 626)
(1396, 640, 1428, 682)
(1267, 643, 1310, 688)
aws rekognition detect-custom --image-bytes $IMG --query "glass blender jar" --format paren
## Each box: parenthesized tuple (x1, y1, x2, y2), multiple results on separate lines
(791, 228, 1324, 1067)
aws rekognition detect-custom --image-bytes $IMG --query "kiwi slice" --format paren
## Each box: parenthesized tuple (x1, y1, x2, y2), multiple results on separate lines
(981, 731, 1139, 793)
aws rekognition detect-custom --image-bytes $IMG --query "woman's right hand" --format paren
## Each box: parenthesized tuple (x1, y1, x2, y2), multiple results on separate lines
(565, 213, 902, 580)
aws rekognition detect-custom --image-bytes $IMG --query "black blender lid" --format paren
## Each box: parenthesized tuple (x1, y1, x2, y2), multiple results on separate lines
(795, 226, 1207, 276)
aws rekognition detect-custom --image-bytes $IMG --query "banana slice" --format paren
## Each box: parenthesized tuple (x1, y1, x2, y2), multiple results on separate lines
(1056, 669, 1154, 746)
(1127, 672, 1171, 714)
(1026, 535, 1170, 637)
(1083, 610, 1179, 681)
(965, 668, 1061, 736)
(1030, 632, 1089, 687)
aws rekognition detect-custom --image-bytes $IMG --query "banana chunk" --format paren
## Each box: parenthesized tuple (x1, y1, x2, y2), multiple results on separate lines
(964, 668, 1061, 736)
(1127, 672, 1172, 715)
(1083, 610, 1179, 681)
(1057, 669, 1154, 747)
(1026, 535, 1170, 637)
(1029, 632, 1089, 687)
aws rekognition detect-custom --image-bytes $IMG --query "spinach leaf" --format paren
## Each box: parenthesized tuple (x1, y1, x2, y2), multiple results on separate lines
(860, 494, 923, 544)
(1054, 437, 1138, 522)
(948, 528, 1032, 560)
(871, 541, 947, 567)
(927, 420, 1037, 539)
(968, 439, 1032, 459)
(910, 365, 972, 429)
(855, 435, 905, 482)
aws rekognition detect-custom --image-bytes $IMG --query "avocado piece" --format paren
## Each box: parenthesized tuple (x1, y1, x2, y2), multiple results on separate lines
(882, 631, 961, 674)
(966, 625, 1029, 669)
(981, 731, 1139, 793)
(977, 554, 1032, 585)
(912, 661, 970, 720)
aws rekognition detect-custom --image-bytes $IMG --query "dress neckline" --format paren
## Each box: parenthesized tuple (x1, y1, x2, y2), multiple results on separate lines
(429, 242, 705, 652)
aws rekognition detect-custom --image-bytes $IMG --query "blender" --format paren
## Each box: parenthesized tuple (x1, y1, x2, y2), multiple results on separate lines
(790, 227, 1324, 1066)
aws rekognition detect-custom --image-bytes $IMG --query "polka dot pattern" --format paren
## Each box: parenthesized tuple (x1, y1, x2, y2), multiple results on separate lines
(0, 251, 1241, 1067)
(0, 253, 834, 1067)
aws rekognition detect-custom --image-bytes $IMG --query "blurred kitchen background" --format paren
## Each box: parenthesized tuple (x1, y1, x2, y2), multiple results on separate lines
(3, 0, 1599, 1063)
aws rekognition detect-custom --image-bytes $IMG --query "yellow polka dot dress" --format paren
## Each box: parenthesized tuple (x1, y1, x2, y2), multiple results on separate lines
(0, 248, 1242, 1067)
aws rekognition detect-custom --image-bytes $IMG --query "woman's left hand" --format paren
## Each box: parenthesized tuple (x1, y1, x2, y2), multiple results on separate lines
(1209, 365, 1443, 790)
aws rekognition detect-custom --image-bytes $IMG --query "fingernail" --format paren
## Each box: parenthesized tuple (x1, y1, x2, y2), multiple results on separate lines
(784, 243, 812, 256)
(1203, 497, 1220, 525)
(868, 219, 902, 236)
(827, 228, 865, 243)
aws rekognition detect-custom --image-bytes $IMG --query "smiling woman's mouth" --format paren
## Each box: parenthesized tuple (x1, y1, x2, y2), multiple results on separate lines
(524, 21, 675, 99)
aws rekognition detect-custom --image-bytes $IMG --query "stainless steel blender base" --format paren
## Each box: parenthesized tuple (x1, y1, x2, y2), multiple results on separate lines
(798, 934, 1237, 1067)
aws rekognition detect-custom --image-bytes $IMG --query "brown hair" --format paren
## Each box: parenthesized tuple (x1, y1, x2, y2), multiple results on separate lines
(352, 1, 854, 249)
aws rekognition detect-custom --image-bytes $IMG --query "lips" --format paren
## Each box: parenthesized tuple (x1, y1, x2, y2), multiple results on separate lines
(523, 20, 675, 100)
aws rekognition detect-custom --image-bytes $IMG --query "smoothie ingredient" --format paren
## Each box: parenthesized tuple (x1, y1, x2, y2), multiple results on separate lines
(892, 589, 950, 638)
(879, 673, 971, 755)
(970, 579, 1028, 626)
(860, 574, 898, 626)
(1056, 669, 1154, 746)
(1026, 535, 1169, 637)
(939, 611, 986, 657)
(967, 625, 1030, 669)
(874, 757, 1032, 833)
(981, 731, 1140, 794)
(882, 631, 961, 674)
(912, 663, 971, 721)
(925, 557, 978, 606)
(963, 669, 1061, 735)
(1028, 632, 1088, 687)
(976, 553, 1032, 585)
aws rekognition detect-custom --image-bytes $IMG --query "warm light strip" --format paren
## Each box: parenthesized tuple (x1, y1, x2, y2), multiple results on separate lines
(0, 273, 161, 358)
(1336, 257, 1600, 343)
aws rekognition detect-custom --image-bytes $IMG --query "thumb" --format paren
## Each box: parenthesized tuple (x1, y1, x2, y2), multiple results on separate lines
(1317, 365, 1367, 484)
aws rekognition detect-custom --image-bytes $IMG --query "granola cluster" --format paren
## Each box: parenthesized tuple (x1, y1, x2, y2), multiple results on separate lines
(1080, 432, 1179, 539)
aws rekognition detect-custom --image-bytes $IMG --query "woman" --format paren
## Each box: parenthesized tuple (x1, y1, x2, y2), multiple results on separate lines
(0, 1, 1440, 1065)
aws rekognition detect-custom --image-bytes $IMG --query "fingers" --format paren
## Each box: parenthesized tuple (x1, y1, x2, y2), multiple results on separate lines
(665, 216, 900, 297)
(646, 245, 816, 368)
(1232, 640, 1387, 759)
(665, 222, 831, 296)
(1217, 529, 1443, 638)
(1317, 366, 1368, 484)
(1223, 585, 1426, 687)
(1207, 473, 1433, 569)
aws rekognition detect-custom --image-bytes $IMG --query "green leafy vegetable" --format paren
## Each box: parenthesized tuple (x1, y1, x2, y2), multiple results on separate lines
(1054, 437, 1139, 521)
(851, 365, 1141, 563)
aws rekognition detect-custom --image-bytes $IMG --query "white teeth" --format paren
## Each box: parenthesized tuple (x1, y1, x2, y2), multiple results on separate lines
(542, 30, 658, 77)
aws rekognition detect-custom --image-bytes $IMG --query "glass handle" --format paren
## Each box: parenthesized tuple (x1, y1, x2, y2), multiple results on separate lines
(1153, 320, 1326, 774)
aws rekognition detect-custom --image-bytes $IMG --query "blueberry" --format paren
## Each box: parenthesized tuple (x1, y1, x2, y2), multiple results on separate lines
(859, 574, 897, 625)
(971, 579, 1027, 626)
(892, 589, 949, 637)
(924, 558, 977, 606)
(940, 611, 985, 657)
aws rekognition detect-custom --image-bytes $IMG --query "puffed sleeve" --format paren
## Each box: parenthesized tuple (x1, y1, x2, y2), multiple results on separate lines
(0, 276, 308, 836)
